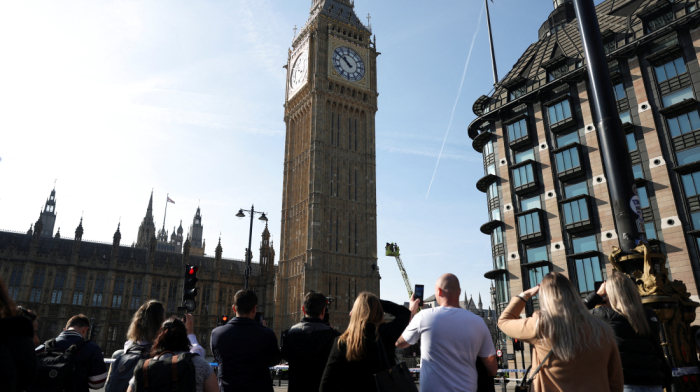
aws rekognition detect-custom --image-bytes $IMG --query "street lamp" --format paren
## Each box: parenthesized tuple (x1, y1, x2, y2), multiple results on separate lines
(236, 205, 268, 289)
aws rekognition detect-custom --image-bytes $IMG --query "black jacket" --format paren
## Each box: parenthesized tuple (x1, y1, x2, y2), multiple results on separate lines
(0, 316, 37, 392)
(211, 316, 282, 392)
(319, 300, 411, 392)
(281, 317, 340, 392)
(584, 292, 669, 387)
(37, 329, 108, 392)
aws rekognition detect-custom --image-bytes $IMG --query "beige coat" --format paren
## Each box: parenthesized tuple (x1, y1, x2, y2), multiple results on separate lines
(497, 297, 623, 392)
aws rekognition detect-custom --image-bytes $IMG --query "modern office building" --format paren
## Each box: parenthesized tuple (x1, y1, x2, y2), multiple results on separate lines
(471, 0, 700, 370)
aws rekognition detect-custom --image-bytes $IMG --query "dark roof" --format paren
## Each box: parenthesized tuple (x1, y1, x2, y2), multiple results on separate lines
(469, 0, 700, 138)
(0, 232, 31, 252)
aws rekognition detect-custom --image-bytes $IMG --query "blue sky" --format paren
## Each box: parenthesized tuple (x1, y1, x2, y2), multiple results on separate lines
(0, 1, 601, 306)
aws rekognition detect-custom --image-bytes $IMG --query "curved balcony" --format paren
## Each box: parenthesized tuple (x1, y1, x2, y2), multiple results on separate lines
(476, 174, 498, 193)
(480, 219, 503, 235)
(484, 268, 508, 280)
(472, 129, 493, 153)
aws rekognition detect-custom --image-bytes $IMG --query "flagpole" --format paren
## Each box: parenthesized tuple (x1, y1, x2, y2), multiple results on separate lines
(484, 0, 499, 85)
(163, 193, 169, 233)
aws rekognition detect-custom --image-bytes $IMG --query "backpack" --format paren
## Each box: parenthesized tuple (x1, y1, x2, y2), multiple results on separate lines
(28, 338, 89, 392)
(105, 343, 152, 392)
(132, 352, 197, 392)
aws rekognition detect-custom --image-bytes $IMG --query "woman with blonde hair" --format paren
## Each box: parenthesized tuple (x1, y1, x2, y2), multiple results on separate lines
(584, 272, 669, 391)
(320, 292, 414, 392)
(498, 271, 623, 392)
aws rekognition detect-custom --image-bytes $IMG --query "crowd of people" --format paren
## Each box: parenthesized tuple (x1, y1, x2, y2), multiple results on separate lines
(0, 269, 680, 392)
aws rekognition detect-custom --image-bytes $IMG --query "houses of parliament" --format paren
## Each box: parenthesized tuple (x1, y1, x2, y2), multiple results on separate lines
(0, 0, 382, 354)
(0, 188, 276, 356)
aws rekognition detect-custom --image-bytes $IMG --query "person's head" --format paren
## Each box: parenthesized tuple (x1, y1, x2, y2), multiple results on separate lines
(537, 272, 612, 362)
(18, 306, 39, 346)
(0, 278, 16, 318)
(65, 314, 90, 338)
(127, 300, 166, 343)
(233, 289, 258, 318)
(150, 317, 191, 357)
(606, 272, 650, 336)
(302, 292, 327, 319)
(339, 292, 384, 362)
(435, 273, 461, 307)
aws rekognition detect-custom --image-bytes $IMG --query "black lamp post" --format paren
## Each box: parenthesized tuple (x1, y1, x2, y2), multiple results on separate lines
(236, 205, 268, 290)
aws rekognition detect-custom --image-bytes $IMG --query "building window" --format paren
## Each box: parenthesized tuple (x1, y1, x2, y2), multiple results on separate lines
(547, 63, 569, 82)
(682, 171, 700, 197)
(528, 265, 550, 288)
(562, 197, 590, 225)
(613, 82, 626, 101)
(645, 9, 674, 33)
(626, 133, 638, 152)
(112, 276, 124, 308)
(202, 285, 211, 314)
(604, 38, 616, 55)
(487, 182, 498, 201)
(515, 149, 534, 164)
(51, 271, 66, 304)
(30, 268, 45, 303)
(573, 235, 598, 254)
(486, 164, 496, 175)
(689, 4, 697, 13)
(151, 279, 161, 302)
(526, 246, 548, 263)
(655, 58, 687, 83)
(518, 211, 542, 237)
(72, 273, 86, 306)
(92, 276, 105, 307)
(8, 265, 23, 301)
(557, 131, 578, 148)
(565, 181, 588, 198)
(167, 281, 177, 312)
(483, 140, 494, 157)
(494, 274, 509, 305)
(555, 146, 581, 173)
(492, 226, 503, 246)
(521, 195, 541, 211)
(513, 163, 536, 188)
(632, 164, 644, 179)
(510, 85, 527, 101)
(575, 256, 604, 294)
(507, 118, 528, 141)
(548, 100, 572, 125)
(491, 208, 501, 222)
(668, 111, 700, 138)
(620, 111, 632, 124)
(662, 87, 694, 107)
(677, 146, 700, 165)
(130, 278, 142, 310)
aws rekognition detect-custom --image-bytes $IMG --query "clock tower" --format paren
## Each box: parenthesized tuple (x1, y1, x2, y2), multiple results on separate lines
(275, 0, 380, 335)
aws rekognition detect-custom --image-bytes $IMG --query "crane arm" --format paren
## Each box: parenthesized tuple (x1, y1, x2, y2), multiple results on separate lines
(395, 255, 413, 298)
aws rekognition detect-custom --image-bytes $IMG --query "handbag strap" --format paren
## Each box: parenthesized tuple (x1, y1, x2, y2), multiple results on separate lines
(527, 349, 553, 382)
(375, 334, 392, 370)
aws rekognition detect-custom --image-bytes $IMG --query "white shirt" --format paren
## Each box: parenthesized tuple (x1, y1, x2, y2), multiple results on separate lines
(402, 306, 496, 392)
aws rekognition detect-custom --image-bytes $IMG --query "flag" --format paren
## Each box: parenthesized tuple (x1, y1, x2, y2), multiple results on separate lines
(167, 197, 175, 204)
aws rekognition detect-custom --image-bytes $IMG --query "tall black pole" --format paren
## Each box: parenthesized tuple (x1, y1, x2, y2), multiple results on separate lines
(572, 0, 643, 252)
(245, 205, 254, 290)
(485, 0, 499, 85)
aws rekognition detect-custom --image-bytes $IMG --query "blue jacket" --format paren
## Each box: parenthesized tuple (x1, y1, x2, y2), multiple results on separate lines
(36, 330, 108, 392)
(211, 317, 281, 392)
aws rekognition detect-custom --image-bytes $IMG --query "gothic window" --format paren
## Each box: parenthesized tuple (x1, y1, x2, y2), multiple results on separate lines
(645, 8, 674, 33)
(92, 276, 105, 307)
(348, 167, 352, 199)
(348, 220, 352, 253)
(30, 268, 45, 303)
(202, 285, 211, 314)
(348, 117, 351, 148)
(336, 216, 339, 251)
(354, 169, 357, 201)
(348, 279, 351, 311)
(335, 277, 338, 310)
(151, 279, 161, 302)
(354, 118, 358, 151)
(8, 265, 23, 301)
(112, 276, 125, 308)
(167, 281, 177, 312)
(51, 270, 66, 304)
(72, 273, 86, 305)
(130, 278, 142, 310)
(331, 110, 335, 145)
(354, 217, 358, 254)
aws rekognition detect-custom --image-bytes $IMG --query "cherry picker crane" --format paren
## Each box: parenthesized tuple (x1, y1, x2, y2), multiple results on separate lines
(385, 243, 413, 298)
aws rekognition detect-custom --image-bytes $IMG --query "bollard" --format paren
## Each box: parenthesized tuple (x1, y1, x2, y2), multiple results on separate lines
(501, 375, 506, 392)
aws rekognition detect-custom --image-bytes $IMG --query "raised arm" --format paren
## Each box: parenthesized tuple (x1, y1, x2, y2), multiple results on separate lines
(379, 299, 413, 344)
(497, 287, 539, 344)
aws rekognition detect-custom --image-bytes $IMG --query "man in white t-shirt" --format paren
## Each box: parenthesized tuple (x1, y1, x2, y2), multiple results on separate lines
(396, 273, 498, 392)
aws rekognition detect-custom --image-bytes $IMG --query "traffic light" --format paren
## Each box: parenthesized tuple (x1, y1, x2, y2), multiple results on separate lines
(183, 264, 199, 312)
(512, 338, 524, 352)
(217, 315, 229, 326)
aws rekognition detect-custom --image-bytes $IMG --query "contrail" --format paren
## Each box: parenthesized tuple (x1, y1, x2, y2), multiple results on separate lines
(426, 4, 485, 199)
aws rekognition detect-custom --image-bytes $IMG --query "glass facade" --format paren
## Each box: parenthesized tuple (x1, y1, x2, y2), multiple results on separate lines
(515, 149, 534, 163)
(662, 87, 694, 107)
(668, 111, 700, 137)
(557, 131, 578, 147)
(513, 164, 535, 187)
(521, 195, 541, 210)
(573, 235, 598, 254)
(548, 100, 572, 124)
(518, 212, 541, 236)
(677, 146, 700, 165)
(555, 146, 581, 172)
(508, 118, 528, 141)
(565, 182, 588, 198)
(653, 58, 686, 83)
(562, 197, 589, 225)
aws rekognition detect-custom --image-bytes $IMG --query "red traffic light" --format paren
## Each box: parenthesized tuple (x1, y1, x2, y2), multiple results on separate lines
(222, 316, 228, 321)
(188, 266, 198, 275)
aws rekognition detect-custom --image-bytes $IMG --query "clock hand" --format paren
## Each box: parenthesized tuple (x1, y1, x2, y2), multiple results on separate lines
(341, 56, 353, 69)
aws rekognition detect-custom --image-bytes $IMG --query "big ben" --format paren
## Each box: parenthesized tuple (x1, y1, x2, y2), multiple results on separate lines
(275, 0, 380, 335)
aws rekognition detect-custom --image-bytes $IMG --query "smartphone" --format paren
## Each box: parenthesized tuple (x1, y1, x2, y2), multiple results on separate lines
(594, 281, 603, 292)
(255, 312, 264, 325)
(176, 306, 187, 321)
(414, 284, 425, 306)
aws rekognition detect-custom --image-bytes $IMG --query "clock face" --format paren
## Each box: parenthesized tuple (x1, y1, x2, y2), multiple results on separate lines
(289, 52, 308, 90)
(195, 219, 199, 225)
(332, 46, 365, 82)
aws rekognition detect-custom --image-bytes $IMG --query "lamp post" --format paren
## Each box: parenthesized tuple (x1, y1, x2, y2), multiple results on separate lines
(236, 205, 268, 290)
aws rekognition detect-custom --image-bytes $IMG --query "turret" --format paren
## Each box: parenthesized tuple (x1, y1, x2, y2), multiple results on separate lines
(136, 191, 157, 248)
(40, 187, 57, 237)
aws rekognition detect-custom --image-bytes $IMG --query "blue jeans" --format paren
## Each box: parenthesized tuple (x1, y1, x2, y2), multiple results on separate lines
(623, 386, 663, 392)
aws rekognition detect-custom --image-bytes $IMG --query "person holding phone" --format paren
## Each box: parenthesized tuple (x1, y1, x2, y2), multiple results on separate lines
(396, 273, 497, 392)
